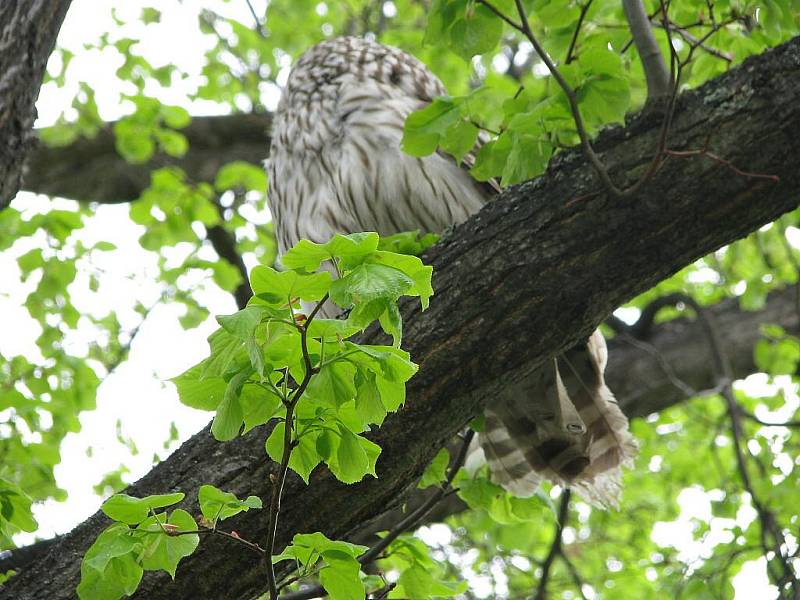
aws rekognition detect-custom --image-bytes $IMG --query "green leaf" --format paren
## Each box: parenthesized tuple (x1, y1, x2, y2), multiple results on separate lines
(306, 362, 356, 407)
(418, 448, 450, 489)
(0, 478, 38, 533)
(240, 383, 282, 433)
(201, 328, 246, 379)
(449, 4, 503, 59)
(198, 485, 262, 523)
(266, 425, 322, 483)
(402, 97, 461, 157)
(391, 564, 467, 598)
(440, 119, 479, 163)
(171, 363, 227, 411)
(137, 509, 199, 577)
(78, 524, 143, 600)
(330, 263, 414, 307)
(101, 492, 185, 524)
(250, 266, 332, 304)
(281, 233, 380, 272)
(211, 366, 254, 441)
(215, 161, 267, 192)
(319, 549, 365, 600)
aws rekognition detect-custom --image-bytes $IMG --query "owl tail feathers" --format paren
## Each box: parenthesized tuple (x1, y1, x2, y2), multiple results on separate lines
(476, 330, 638, 509)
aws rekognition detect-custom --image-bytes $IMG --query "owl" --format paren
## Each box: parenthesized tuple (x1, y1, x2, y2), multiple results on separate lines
(268, 36, 636, 506)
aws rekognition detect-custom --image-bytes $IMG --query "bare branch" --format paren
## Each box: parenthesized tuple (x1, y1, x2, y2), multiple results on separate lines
(622, 0, 672, 102)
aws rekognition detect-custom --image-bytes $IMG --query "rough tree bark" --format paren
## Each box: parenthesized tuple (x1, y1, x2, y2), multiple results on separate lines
(3, 34, 800, 600)
(0, 0, 72, 209)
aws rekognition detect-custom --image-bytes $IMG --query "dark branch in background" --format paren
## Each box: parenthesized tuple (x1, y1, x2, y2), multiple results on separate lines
(622, 0, 673, 102)
(0, 0, 73, 208)
(4, 33, 800, 600)
(534, 489, 572, 600)
(23, 113, 272, 204)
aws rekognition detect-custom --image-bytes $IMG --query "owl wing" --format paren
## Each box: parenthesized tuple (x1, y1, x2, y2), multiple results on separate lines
(480, 331, 637, 507)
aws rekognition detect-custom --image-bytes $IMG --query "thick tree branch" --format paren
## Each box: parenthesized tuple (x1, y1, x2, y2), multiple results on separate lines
(0, 0, 72, 208)
(22, 113, 272, 203)
(4, 35, 800, 600)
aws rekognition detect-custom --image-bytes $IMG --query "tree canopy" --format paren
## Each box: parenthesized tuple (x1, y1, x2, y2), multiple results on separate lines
(1, 1, 800, 599)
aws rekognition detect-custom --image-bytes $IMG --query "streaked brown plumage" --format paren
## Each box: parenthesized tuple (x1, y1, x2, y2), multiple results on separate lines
(268, 36, 636, 506)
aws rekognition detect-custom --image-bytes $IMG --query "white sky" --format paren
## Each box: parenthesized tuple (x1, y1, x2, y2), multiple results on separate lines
(0, 1, 789, 597)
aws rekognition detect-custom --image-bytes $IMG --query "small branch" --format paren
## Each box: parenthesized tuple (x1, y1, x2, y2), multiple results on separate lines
(651, 21, 733, 63)
(622, 0, 673, 102)
(664, 148, 780, 183)
(565, 0, 593, 64)
(534, 489, 571, 600)
(738, 409, 800, 429)
(141, 525, 267, 556)
(244, 0, 269, 38)
(265, 294, 328, 599)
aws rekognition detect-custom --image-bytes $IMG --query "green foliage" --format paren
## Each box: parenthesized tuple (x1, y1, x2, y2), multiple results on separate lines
(6, 1, 800, 599)
(0, 479, 38, 548)
(198, 485, 262, 524)
(173, 233, 426, 489)
(78, 493, 198, 599)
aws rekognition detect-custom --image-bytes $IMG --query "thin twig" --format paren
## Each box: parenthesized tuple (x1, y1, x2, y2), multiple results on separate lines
(244, 0, 269, 38)
(565, 0, 594, 64)
(663, 149, 780, 182)
(265, 294, 328, 599)
(534, 489, 571, 600)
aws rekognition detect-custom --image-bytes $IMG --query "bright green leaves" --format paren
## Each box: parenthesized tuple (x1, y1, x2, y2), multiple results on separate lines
(136, 510, 198, 577)
(402, 95, 482, 163)
(379, 535, 467, 599)
(101, 492, 185, 524)
(426, 0, 506, 59)
(198, 485, 262, 525)
(754, 325, 800, 376)
(250, 266, 332, 303)
(173, 233, 429, 489)
(282, 232, 379, 272)
(78, 524, 145, 600)
(456, 471, 552, 524)
(129, 167, 220, 251)
(114, 97, 191, 163)
(403, 97, 464, 157)
(214, 161, 268, 193)
(0, 478, 38, 546)
(569, 45, 631, 130)
(275, 533, 369, 600)
(418, 448, 450, 489)
(79, 493, 199, 599)
(330, 263, 414, 307)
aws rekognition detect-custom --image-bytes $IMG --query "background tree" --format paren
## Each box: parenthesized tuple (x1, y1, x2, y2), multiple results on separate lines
(1, 1, 800, 599)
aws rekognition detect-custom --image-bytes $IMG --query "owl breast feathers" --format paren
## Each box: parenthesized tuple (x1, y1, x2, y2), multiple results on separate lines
(268, 36, 636, 507)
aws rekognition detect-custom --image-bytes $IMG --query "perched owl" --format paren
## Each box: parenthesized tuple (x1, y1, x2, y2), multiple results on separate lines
(268, 36, 636, 506)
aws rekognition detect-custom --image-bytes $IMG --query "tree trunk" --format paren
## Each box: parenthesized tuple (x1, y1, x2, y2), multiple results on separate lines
(3, 33, 800, 600)
(0, 0, 72, 209)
